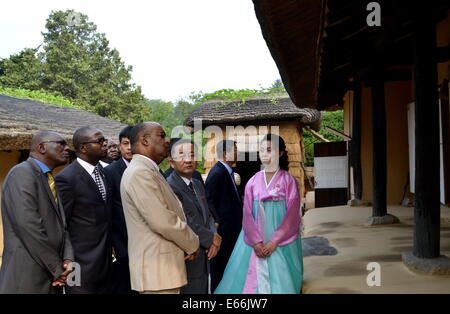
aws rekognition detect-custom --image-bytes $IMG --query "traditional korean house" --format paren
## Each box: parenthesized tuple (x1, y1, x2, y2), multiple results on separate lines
(184, 95, 322, 201)
(252, 0, 450, 274)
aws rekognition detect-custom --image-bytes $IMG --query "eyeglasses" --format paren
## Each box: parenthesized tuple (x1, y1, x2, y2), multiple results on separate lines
(82, 137, 106, 145)
(40, 140, 68, 146)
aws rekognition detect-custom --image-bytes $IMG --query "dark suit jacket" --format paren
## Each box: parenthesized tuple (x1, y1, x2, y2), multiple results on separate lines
(0, 158, 74, 294)
(167, 171, 216, 294)
(104, 158, 128, 260)
(205, 162, 243, 290)
(55, 160, 113, 294)
(165, 167, 219, 222)
(164, 167, 205, 184)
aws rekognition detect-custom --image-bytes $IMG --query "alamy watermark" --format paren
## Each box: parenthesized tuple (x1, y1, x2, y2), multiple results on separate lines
(66, 12, 82, 27)
(366, 262, 381, 287)
(367, 2, 381, 27)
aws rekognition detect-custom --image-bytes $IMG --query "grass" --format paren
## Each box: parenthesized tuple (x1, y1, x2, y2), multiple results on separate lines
(0, 86, 82, 109)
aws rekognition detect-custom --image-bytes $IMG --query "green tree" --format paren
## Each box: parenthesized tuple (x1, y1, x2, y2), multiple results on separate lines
(303, 110, 344, 166)
(0, 10, 150, 125)
(270, 78, 285, 91)
(40, 10, 149, 124)
(0, 48, 43, 90)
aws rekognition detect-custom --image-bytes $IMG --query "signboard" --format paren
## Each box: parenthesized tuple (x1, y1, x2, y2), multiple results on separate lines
(314, 156, 348, 189)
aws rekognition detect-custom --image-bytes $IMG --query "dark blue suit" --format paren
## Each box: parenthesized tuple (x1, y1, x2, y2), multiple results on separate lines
(104, 158, 135, 294)
(205, 162, 243, 292)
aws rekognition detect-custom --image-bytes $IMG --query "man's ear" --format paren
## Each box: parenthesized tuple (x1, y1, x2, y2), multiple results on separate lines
(37, 143, 46, 154)
(79, 144, 87, 154)
(142, 135, 149, 147)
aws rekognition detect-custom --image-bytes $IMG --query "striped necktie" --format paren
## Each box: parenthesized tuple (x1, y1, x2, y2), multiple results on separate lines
(47, 172, 58, 204)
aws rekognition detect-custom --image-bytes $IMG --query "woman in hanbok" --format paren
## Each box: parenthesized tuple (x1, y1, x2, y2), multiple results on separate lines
(214, 134, 303, 294)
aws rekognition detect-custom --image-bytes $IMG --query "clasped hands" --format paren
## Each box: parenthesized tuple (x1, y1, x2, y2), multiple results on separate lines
(51, 260, 74, 287)
(253, 241, 277, 258)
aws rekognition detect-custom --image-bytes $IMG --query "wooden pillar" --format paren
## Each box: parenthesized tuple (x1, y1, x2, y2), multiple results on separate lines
(412, 13, 440, 258)
(371, 69, 387, 217)
(351, 83, 363, 200)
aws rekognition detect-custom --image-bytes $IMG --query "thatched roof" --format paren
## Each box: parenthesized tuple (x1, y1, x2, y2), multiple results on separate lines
(184, 96, 322, 131)
(0, 95, 127, 151)
(252, 0, 325, 108)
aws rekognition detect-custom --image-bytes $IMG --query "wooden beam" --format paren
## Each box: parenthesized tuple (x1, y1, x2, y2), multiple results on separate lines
(305, 127, 330, 143)
(371, 66, 388, 217)
(324, 126, 352, 141)
(351, 83, 363, 200)
(413, 12, 441, 258)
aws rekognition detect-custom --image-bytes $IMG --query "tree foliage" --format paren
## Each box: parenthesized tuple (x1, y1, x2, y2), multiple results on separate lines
(303, 110, 344, 166)
(0, 10, 150, 125)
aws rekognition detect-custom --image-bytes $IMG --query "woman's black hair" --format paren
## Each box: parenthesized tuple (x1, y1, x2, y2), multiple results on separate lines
(260, 133, 289, 171)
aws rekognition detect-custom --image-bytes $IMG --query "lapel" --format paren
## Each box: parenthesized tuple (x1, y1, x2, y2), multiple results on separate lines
(27, 158, 63, 223)
(118, 158, 127, 173)
(192, 179, 209, 224)
(174, 172, 207, 224)
(133, 155, 184, 218)
(74, 160, 106, 203)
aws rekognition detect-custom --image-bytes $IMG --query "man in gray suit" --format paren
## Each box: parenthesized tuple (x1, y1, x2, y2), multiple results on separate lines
(167, 138, 221, 294)
(0, 131, 74, 293)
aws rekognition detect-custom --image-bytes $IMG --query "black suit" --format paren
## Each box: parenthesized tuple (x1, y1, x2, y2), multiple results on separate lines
(55, 160, 113, 294)
(103, 158, 135, 294)
(205, 162, 243, 292)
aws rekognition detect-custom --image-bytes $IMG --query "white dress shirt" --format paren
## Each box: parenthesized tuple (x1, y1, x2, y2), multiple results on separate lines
(77, 157, 106, 193)
(99, 160, 110, 168)
(180, 175, 193, 187)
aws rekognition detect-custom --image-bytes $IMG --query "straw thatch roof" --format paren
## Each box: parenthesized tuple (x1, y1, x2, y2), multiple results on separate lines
(0, 95, 127, 151)
(184, 96, 322, 131)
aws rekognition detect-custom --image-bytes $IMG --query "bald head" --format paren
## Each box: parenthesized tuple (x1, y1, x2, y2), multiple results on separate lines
(30, 131, 63, 153)
(29, 131, 69, 170)
(130, 121, 169, 164)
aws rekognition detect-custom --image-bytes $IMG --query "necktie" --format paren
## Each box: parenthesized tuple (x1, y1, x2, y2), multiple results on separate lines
(47, 172, 58, 204)
(93, 167, 106, 201)
(188, 181, 195, 194)
(189, 181, 207, 223)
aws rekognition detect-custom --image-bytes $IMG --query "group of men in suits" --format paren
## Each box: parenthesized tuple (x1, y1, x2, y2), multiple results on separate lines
(0, 121, 243, 294)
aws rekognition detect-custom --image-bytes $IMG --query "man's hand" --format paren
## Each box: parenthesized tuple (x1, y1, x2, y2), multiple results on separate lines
(253, 242, 267, 258)
(206, 243, 219, 260)
(206, 232, 222, 259)
(212, 232, 222, 248)
(263, 241, 277, 257)
(52, 260, 74, 286)
(184, 248, 200, 261)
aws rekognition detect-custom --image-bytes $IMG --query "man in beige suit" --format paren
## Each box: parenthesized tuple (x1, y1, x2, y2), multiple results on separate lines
(120, 122, 199, 294)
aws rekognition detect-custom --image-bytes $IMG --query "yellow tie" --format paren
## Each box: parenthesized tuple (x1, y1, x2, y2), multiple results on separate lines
(47, 172, 58, 204)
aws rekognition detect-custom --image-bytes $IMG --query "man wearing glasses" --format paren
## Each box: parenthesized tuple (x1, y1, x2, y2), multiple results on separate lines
(55, 126, 113, 294)
(0, 131, 74, 293)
